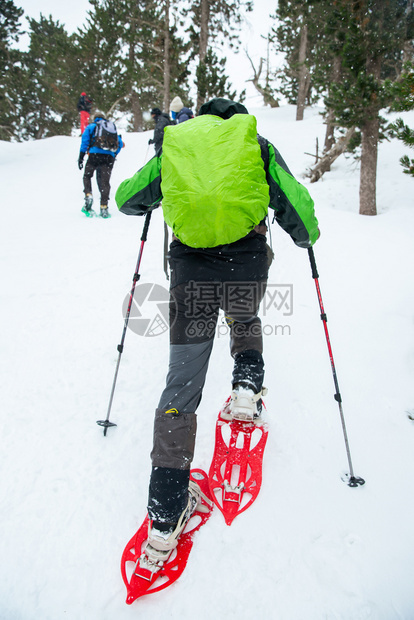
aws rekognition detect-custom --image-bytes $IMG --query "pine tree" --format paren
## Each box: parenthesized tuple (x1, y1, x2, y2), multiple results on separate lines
(185, 0, 252, 111)
(272, 0, 327, 119)
(0, 0, 24, 140)
(195, 47, 239, 104)
(19, 16, 79, 140)
(76, 0, 190, 130)
(75, 0, 148, 129)
(388, 63, 414, 177)
(272, 0, 413, 211)
(324, 0, 414, 215)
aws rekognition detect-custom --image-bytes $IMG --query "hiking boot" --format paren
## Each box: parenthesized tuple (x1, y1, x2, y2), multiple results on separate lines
(143, 480, 212, 567)
(100, 205, 110, 218)
(84, 193, 93, 210)
(226, 383, 268, 422)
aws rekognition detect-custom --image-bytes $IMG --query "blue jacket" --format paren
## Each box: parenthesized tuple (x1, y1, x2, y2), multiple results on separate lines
(80, 117, 124, 157)
(176, 107, 194, 123)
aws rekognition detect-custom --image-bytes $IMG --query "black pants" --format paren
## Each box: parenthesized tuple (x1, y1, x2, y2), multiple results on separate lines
(83, 153, 115, 205)
(147, 232, 270, 524)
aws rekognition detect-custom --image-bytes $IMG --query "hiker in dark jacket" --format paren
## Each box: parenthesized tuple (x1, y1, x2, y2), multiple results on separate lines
(78, 111, 124, 218)
(115, 98, 320, 568)
(77, 92, 93, 134)
(170, 96, 194, 123)
(148, 107, 172, 153)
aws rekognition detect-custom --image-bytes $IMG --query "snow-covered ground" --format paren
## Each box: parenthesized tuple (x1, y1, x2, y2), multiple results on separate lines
(1, 105, 413, 619)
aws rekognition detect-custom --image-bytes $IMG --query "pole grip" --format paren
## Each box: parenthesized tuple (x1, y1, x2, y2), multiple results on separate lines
(308, 246, 319, 279)
(141, 210, 152, 242)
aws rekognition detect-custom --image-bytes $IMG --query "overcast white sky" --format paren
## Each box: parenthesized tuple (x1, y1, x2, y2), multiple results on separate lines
(15, 0, 278, 107)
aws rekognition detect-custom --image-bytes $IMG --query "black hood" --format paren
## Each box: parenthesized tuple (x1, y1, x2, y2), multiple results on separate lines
(198, 98, 248, 119)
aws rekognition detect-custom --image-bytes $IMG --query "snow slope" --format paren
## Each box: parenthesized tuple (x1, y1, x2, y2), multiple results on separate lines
(1, 106, 413, 620)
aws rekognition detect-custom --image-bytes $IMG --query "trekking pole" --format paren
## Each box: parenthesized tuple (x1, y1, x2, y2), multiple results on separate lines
(97, 210, 152, 436)
(307, 247, 365, 487)
(143, 143, 151, 165)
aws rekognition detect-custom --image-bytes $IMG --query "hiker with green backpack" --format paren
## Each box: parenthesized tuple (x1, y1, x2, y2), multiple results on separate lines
(115, 98, 319, 562)
(78, 111, 124, 218)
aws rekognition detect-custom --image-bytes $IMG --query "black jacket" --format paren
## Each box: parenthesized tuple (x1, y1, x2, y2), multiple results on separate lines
(153, 113, 173, 152)
(77, 95, 93, 113)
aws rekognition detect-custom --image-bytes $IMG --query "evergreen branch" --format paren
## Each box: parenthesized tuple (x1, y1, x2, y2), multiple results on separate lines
(400, 155, 414, 176)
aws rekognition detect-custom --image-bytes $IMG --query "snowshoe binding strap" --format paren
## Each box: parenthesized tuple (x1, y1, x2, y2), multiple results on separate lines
(223, 386, 268, 422)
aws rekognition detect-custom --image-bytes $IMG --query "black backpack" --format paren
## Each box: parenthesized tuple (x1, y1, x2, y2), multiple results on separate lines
(93, 119, 118, 152)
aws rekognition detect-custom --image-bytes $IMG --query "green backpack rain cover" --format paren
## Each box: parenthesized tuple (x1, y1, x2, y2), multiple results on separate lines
(160, 114, 269, 248)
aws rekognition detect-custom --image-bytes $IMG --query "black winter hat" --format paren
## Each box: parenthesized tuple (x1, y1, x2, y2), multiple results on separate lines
(151, 107, 162, 116)
(198, 98, 248, 119)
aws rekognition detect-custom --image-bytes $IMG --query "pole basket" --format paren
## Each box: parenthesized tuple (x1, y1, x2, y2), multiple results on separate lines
(342, 473, 365, 487)
(96, 419, 118, 437)
(96, 420, 117, 429)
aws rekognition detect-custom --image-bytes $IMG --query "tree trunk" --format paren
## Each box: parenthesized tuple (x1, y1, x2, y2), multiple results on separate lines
(128, 41, 142, 131)
(324, 56, 342, 153)
(403, 0, 413, 63)
(359, 55, 381, 216)
(36, 103, 45, 139)
(163, 0, 171, 113)
(323, 109, 336, 154)
(296, 22, 310, 121)
(308, 126, 356, 183)
(131, 91, 143, 132)
(196, 0, 210, 112)
(359, 116, 379, 215)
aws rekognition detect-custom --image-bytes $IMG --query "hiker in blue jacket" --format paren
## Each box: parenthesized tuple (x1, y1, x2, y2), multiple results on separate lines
(78, 111, 124, 218)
